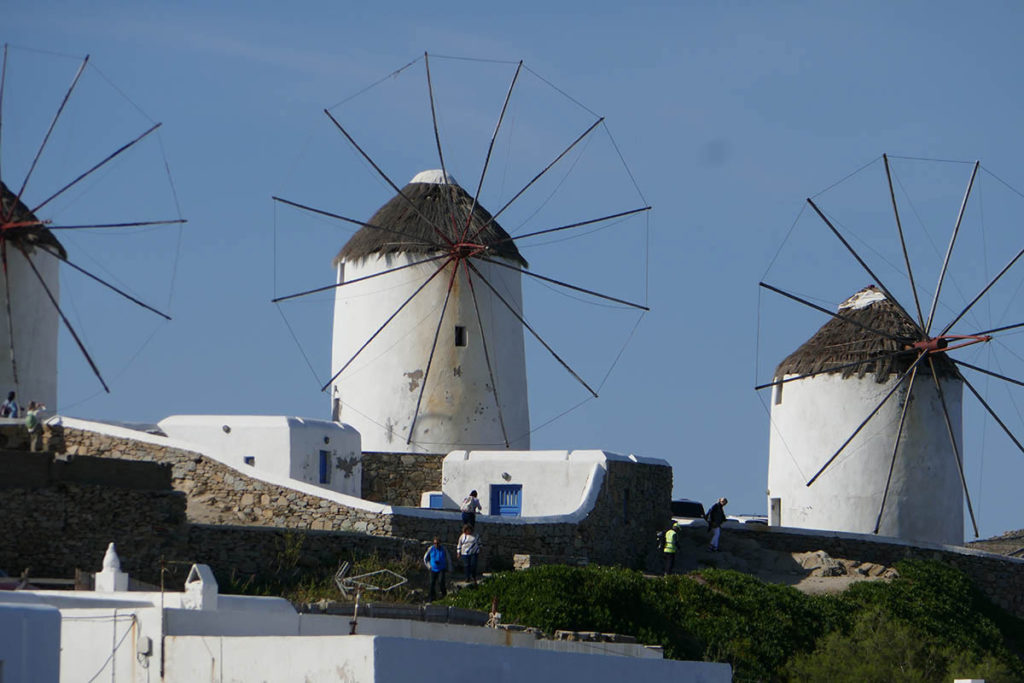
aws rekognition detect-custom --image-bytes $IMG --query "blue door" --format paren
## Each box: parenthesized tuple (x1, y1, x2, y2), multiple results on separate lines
(490, 484, 522, 516)
(319, 450, 331, 484)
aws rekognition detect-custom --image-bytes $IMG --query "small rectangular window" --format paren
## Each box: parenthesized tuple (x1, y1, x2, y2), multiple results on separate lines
(243, 456, 255, 466)
(454, 325, 467, 347)
(319, 450, 331, 484)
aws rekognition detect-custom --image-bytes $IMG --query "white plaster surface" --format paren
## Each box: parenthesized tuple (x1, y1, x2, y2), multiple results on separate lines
(768, 371, 964, 545)
(165, 634, 730, 683)
(442, 450, 667, 519)
(57, 418, 664, 527)
(0, 603, 60, 683)
(0, 245, 59, 412)
(1, 577, 729, 683)
(155, 414, 362, 496)
(331, 249, 530, 454)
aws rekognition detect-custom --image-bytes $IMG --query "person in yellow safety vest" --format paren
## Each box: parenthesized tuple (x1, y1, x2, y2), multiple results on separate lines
(663, 523, 680, 575)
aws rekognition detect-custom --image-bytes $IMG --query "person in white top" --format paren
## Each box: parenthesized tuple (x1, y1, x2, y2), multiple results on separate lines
(457, 524, 480, 584)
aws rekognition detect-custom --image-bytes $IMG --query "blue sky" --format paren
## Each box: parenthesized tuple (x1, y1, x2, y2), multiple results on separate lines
(5, 1, 1024, 539)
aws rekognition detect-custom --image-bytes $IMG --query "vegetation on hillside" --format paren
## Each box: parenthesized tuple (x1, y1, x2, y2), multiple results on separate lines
(443, 561, 1024, 682)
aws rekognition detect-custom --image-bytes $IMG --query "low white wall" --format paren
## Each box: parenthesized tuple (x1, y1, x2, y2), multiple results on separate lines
(165, 634, 731, 683)
(299, 615, 662, 659)
(155, 415, 362, 496)
(441, 450, 665, 519)
(0, 603, 60, 683)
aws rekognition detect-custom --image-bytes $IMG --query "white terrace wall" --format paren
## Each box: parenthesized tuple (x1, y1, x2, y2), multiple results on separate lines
(0, 603, 61, 683)
(49, 418, 672, 569)
(167, 634, 729, 683)
(441, 450, 657, 517)
(157, 415, 362, 497)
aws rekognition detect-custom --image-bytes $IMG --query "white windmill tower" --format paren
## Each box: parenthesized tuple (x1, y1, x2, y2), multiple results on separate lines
(0, 183, 63, 410)
(329, 169, 531, 453)
(766, 285, 965, 545)
(273, 53, 650, 457)
(0, 45, 182, 415)
(759, 154, 1024, 547)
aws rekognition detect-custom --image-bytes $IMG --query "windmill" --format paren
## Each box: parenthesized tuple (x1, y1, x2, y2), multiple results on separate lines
(0, 45, 184, 412)
(758, 154, 1024, 546)
(273, 53, 649, 454)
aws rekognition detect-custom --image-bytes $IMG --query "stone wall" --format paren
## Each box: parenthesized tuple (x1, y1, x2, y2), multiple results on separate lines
(0, 454, 188, 581)
(5, 445, 1024, 619)
(51, 424, 672, 569)
(676, 524, 1024, 617)
(360, 451, 444, 506)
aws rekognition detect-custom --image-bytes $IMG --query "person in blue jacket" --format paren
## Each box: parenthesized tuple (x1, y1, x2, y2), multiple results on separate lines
(423, 536, 451, 601)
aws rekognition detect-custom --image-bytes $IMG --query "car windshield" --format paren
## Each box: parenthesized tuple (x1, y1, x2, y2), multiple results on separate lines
(671, 500, 705, 518)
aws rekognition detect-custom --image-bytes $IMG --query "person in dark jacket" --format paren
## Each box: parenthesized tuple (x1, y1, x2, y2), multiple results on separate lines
(706, 497, 728, 551)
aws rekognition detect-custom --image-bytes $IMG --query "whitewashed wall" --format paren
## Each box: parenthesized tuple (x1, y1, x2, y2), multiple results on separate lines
(768, 372, 964, 545)
(0, 246, 59, 412)
(441, 450, 660, 518)
(157, 415, 362, 496)
(0, 603, 60, 683)
(166, 634, 730, 683)
(331, 250, 530, 454)
(2, 581, 729, 683)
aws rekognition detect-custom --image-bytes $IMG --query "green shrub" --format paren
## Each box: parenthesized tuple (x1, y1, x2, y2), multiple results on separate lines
(443, 561, 1024, 683)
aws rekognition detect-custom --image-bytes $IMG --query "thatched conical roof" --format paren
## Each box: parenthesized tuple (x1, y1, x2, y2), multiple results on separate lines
(775, 285, 957, 382)
(334, 170, 527, 267)
(0, 181, 67, 259)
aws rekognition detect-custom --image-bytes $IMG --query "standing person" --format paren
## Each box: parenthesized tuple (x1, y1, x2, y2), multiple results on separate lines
(457, 524, 480, 584)
(1, 391, 18, 418)
(423, 536, 451, 602)
(25, 401, 44, 452)
(662, 523, 680, 575)
(460, 490, 482, 527)
(706, 497, 728, 551)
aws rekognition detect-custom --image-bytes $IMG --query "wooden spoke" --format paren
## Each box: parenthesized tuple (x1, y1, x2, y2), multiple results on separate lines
(874, 365, 919, 534)
(884, 153, 926, 329)
(807, 198, 922, 335)
(806, 352, 928, 486)
(755, 348, 913, 391)
(323, 109, 454, 248)
(466, 259, 597, 398)
(479, 256, 649, 310)
(17, 243, 108, 393)
(466, 116, 604, 244)
(273, 253, 448, 304)
(31, 123, 162, 216)
(0, 240, 18, 389)
(759, 282, 907, 343)
(939, 245, 1024, 338)
(925, 161, 979, 334)
(272, 195, 444, 250)
(490, 206, 651, 247)
(321, 256, 453, 392)
(34, 248, 171, 320)
(928, 357, 979, 538)
(14, 55, 89, 212)
(465, 265, 510, 447)
(406, 259, 459, 445)
(960, 372, 1024, 457)
(462, 60, 523, 243)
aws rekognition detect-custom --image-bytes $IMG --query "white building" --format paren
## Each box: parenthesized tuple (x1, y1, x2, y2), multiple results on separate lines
(767, 286, 965, 545)
(0, 546, 730, 683)
(156, 414, 362, 497)
(0, 181, 62, 412)
(330, 170, 530, 454)
(434, 449, 659, 518)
